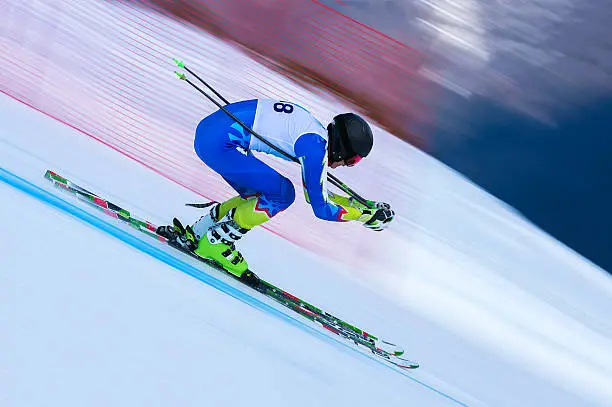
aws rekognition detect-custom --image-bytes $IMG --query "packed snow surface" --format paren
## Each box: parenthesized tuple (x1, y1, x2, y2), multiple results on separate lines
(1, 91, 611, 407)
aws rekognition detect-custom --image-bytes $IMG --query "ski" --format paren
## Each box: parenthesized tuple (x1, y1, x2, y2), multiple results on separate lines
(44, 170, 418, 369)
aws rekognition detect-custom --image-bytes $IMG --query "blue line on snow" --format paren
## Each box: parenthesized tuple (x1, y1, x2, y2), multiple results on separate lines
(0, 167, 468, 407)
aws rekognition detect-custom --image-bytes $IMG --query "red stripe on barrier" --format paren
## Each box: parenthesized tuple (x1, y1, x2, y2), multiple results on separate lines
(0, 0, 433, 263)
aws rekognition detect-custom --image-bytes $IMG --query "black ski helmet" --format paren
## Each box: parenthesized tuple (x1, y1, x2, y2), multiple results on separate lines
(327, 113, 373, 165)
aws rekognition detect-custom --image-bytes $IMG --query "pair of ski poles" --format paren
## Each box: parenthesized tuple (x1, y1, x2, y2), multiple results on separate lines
(172, 58, 374, 209)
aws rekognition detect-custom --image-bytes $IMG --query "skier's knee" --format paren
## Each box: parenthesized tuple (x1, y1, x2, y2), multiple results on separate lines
(277, 177, 295, 211)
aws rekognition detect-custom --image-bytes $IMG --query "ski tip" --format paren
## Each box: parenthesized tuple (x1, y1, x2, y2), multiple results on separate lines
(395, 357, 419, 369)
(174, 71, 187, 80)
(172, 57, 185, 68)
(401, 363, 420, 369)
(376, 339, 404, 357)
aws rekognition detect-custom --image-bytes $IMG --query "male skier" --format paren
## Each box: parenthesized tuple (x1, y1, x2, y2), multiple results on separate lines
(158, 99, 394, 282)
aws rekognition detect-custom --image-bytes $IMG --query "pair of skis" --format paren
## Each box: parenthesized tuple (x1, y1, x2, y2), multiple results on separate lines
(44, 170, 419, 369)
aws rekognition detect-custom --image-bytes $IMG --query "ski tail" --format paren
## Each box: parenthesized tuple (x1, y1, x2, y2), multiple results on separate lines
(44, 170, 164, 242)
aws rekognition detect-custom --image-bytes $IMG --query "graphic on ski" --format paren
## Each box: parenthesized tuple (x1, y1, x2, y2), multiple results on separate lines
(44, 170, 419, 369)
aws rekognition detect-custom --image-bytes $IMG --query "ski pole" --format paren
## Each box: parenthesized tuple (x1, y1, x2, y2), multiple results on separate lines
(175, 70, 362, 199)
(173, 58, 230, 105)
(173, 59, 368, 199)
(174, 71, 299, 165)
(173, 61, 373, 208)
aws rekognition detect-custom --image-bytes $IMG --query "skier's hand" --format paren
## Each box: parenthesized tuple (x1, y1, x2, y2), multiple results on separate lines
(357, 201, 394, 231)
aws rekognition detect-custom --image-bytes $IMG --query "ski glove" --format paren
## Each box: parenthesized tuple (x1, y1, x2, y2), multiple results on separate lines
(357, 201, 395, 231)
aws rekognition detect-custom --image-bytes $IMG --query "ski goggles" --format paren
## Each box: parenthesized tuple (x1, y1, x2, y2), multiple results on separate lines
(345, 154, 363, 167)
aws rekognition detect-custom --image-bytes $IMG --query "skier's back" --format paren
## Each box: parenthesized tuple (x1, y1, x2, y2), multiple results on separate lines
(159, 98, 394, 281)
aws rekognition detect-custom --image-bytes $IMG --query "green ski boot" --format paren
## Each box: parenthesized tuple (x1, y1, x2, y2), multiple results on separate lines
(194, 209, 250, 278)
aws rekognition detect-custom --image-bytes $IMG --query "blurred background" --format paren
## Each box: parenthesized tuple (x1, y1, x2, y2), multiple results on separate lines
(1, 0, 610, 272)
(321, 0, 612, 273)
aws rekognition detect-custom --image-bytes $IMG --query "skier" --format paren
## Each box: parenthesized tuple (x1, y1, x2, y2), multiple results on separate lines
(158, 99, 394, 283)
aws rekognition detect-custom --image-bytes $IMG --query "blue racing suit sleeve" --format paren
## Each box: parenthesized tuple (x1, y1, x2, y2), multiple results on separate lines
(294, 133, 348, 222)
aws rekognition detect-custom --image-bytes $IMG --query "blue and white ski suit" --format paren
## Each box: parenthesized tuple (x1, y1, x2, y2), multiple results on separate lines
(194, 99, 351, 221)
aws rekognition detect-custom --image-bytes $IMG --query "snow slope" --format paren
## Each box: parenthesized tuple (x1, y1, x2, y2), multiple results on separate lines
(1, 91, 612, 406)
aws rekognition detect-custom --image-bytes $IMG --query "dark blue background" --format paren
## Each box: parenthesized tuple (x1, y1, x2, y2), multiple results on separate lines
(431, 93, 611, 272)
(321, 0, 612, 272)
